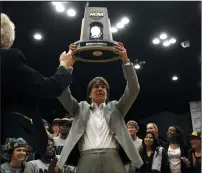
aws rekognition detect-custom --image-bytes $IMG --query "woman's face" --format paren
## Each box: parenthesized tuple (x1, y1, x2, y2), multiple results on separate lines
(11, 147, 26, 162)
(190, 138, 201, 150)
(146, 124, 157, 136)
(128, 125, 138, 135)
(144, 133, 154, 146)
(167, 126, 176, 137)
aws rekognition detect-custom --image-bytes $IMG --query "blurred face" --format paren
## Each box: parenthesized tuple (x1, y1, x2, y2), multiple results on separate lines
(190, 138, 201, 150)
(144, 134, 154, 146)
(11, 147, 26, 162)
(59, 122, 71, 135)
(90, 80, 107, 104)
(44, 140, 55, 159)
(128, 125, 138, 136)
(167, 126, 176, 138)
(52, 125, 59, 134)
(147, 124, 157, 136)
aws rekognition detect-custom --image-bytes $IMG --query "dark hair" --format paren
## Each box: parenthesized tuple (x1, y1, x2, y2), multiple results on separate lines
(35, 139, 55, 160)
(52, 118, 61, 126)
(142, 132, 159, 152)
(42, 119, 48, 125)
(171, 125, 185, 148)
(86, 77, 110, 103)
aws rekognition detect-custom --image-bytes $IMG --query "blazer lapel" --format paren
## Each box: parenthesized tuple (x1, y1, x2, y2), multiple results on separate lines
(81, 106, 91, 127)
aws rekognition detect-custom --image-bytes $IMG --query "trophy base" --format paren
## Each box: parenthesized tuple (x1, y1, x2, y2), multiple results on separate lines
(72, 40, 121, 63)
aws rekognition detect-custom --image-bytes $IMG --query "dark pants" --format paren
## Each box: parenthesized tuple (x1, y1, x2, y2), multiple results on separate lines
(76, 148, 126, 173)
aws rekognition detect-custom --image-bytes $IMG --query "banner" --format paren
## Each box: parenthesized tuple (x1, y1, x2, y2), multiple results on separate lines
(189, 101, 201, 132)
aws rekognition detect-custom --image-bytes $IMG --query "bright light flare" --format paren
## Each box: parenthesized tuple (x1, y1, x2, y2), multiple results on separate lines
(67, 8, 76, 17)
(153, 38, 160, 44)
(121, 17, 129, 24)
(116, 22, 124, 29)
(111, 27, 118, 33)
(169, 38, 176, 44)
(163, 40, 170, 47)
(33, 33, 42, 40)
(172, 75, 178, 81)
(160, 33, 168, 40)
(134, 64, 141, 69)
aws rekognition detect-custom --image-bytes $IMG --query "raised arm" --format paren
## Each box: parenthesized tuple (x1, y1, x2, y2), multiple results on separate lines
(113, 43, 140, 117)
(57, 87, 79, 117)
(1, 48, 75, 99)
(57, 44, 79, 117)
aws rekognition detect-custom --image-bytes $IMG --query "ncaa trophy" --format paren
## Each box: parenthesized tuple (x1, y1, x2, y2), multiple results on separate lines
(72, 7, 121, 63)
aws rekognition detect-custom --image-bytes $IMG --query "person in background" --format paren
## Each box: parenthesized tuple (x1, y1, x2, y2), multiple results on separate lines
(125, 120, 143, 173)
(127, 120, 143, 152)
(43, 119, 50, 132)
(24, 139, 56, 173)
(146, 123, 158, 137)
(46, 118, 62, 140)
(162, 125, 188, 173)
(138, 132, 170, 173)
(182, 131, 201, 173)
(52, 118, 61, 137)
(53, 118, 72, 157)
(1, 13, 75, 154)
(1, 138, 28, 173)
(53, 118, 76, 172)
(24, 139, 76, 173)
(146, 123, 166, 146)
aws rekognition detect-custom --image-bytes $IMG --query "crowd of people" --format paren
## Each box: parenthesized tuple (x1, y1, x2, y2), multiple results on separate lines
(1, 13, 201, 173)
(1, 118, 201, 173)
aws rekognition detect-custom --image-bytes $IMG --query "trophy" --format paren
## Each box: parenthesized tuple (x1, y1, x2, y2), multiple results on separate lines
(72, 7, 121, 63)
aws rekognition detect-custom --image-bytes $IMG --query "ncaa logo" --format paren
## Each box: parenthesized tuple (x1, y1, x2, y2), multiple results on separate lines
(89, 11, 104, 20)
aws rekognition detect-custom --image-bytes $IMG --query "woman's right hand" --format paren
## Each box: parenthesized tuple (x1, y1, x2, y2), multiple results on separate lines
(59, 44, 77, 69)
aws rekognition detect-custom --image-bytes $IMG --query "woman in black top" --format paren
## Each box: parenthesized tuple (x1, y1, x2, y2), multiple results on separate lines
(1, 13, 75, 155)
(138, 132, 170, 173)
(182, 131, 201, 173)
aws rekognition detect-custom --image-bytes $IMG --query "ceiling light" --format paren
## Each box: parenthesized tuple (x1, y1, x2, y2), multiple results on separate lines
(163, 40, 170, 47)
(67, 8, 76, 17)
(152, 38, 160, 44)
(172, 75, 178, 81)
(34, 33, 42, 40)
(160, 33, 168, 40)
(55, 4, 65, 13)
(169, 38, 176, 44)
(121, 17, 129, 25)
(111, 27, 118, 33)
(116, 22, 124, 29)
(134, 64, 141, 69)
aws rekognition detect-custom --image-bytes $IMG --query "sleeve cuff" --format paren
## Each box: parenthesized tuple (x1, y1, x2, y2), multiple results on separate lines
(58, 65, 73, 74)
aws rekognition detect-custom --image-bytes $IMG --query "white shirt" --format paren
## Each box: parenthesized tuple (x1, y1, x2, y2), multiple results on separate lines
(24, 160, 49, 173)
(133, 136, 142, 152)
(53, 136, 66, 158)
(168, 146, 182, 173)
(79, 103, 116, 151)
